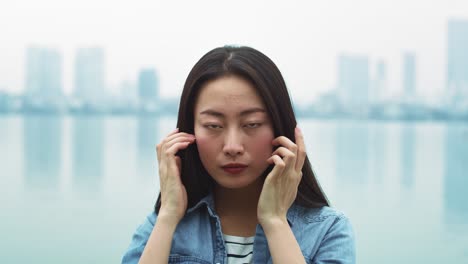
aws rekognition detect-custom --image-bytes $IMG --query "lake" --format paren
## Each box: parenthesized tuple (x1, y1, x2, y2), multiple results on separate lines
(1, 115, 467, 263)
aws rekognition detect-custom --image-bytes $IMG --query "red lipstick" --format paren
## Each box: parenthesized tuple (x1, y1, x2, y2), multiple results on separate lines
(221, 163, 247, 174)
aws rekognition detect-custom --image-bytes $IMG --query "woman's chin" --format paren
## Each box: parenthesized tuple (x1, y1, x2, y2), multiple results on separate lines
(214, 176, 263, 191)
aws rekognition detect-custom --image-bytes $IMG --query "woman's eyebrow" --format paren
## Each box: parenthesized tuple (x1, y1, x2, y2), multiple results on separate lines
(239, 107, 266, 116)
(199, 107, 266, 117)
(199, 109, 224, 118)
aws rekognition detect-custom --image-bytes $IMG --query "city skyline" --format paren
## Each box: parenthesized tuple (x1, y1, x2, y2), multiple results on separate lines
(6, 31, 463, 108)
(1, 46, 419, 105)
(1, 23, 468, 119)
(1, 0, 468, 105)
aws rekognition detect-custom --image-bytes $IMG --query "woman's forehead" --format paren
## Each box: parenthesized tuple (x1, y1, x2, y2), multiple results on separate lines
(196, 76, 264, 105)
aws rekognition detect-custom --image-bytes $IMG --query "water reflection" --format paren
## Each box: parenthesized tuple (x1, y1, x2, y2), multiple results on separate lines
(6, 116, 468, 263)
(444, 124, 468, 229)
(336, 121, 370, 184)
(23, 115, 62, 191)
(72, 117, 104, 195)
(400, 124, 415, 188)
(137, 116, 159, 178)
(369, 122, 387, 184)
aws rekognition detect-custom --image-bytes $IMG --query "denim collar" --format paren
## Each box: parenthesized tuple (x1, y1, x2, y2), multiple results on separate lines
(186, 193, 217, 216)
(186, 192, 297, 227)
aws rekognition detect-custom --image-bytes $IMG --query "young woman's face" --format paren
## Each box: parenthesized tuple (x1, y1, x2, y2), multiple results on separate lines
(194, 75, 275, 190)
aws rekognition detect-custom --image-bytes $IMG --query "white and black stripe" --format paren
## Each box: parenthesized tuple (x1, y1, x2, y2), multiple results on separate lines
(223, 234, 254, 264)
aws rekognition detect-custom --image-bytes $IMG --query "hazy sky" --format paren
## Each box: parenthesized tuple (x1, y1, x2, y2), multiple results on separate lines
(0, 0, 467, 104)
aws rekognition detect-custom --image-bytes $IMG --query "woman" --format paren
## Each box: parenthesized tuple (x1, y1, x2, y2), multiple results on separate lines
(122, 46, 355, 264)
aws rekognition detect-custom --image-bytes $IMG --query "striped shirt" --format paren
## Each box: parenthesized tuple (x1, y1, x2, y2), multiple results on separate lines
(223, 234, 254, 264)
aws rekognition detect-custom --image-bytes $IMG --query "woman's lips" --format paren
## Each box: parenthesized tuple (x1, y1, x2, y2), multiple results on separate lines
(221, 164, 247, 174)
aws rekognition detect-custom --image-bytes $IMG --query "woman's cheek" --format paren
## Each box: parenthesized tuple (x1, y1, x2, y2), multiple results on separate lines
(251, 132, 274, 158)
(194, 135, 212, 153)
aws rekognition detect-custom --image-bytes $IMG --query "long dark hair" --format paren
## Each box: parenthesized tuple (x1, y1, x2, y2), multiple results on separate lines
(155, 46, 329, 213)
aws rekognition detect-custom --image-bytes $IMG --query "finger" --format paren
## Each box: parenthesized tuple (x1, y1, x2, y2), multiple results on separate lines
(272, 136, 298, 155)
(165, 135, 196, 150)
(165, 141, 194, 157)
(157, 128, 179, 161)
(158, 131, 194, 161)
(266, 154, 286, 181)
(160, 141, 193, 181)
(158, 134, 195, 162)
(271, 146, 296, 171)
(164, 131, 194, 144)
(294, 126, 307, 172)
(162, 141, 193, 181)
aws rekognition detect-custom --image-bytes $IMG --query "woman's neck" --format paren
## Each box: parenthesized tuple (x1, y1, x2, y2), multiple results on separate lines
(213, 178, 263, 236)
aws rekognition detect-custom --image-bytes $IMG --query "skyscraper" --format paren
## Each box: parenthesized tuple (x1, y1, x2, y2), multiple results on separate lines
(337, 54, 369, 108)
(74, 47, 105, 104)
(25, 47, 63, 102)
(372, 59, 387, 103)
(138, 68, 159, 101)
(447, 19, 468, 106)
(403, 52, 416, 98)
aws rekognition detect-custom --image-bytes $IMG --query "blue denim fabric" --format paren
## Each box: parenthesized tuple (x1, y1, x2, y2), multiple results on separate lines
(122, 194, 355, 264)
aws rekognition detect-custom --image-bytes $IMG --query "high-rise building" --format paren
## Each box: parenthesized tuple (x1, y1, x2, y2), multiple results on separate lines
(372, 59, 387, 103)
(25, 47, 63, 101)
(337, 54, 369, 107)
(138, 68, 159, 101)
(447, 19, 468, 106)
(74, 47, 105, 104)
(403, 52, 416, 98)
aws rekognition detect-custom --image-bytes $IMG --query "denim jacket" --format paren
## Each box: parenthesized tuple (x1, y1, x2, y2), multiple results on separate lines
(122, 194, 355, 264)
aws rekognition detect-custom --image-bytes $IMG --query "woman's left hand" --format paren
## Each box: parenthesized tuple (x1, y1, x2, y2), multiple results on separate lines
(257, 127, 306, 228)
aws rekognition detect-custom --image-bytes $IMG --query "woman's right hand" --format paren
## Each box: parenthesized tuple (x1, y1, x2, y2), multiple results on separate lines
(156, 128, 196, 224)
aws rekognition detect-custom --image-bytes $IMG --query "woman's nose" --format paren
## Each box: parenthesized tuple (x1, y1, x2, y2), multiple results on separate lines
(222, 130, 244, 157)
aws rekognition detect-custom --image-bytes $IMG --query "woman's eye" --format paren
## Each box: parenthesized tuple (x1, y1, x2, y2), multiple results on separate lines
(205, 124, 222, 129)
(245, 123, 261, 128)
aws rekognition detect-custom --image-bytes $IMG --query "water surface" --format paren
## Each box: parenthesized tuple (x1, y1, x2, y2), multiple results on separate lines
(1, 116, 467, 263)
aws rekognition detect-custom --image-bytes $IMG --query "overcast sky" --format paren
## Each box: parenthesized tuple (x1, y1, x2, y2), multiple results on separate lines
(0, 0, 467, 104)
